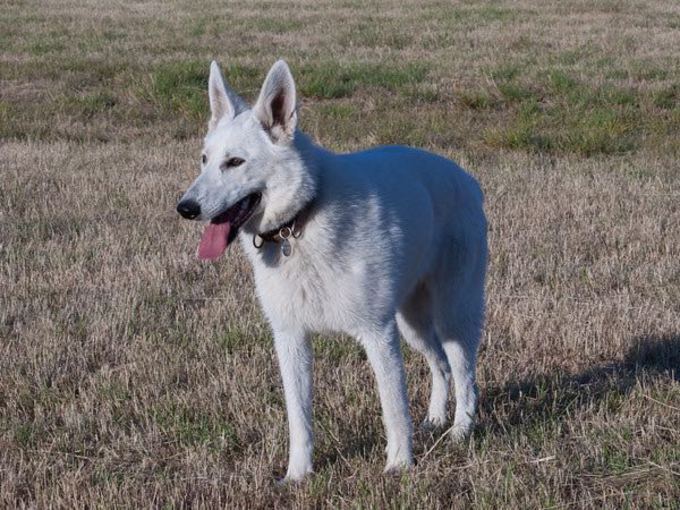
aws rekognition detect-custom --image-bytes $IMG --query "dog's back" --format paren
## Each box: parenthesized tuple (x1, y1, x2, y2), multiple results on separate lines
(246, 140, 486, 334)
(315, 143, 486, 301)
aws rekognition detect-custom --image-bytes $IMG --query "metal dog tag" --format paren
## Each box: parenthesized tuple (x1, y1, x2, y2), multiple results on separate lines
(281, 238, 292, 257)
(279, 226, 292, 257)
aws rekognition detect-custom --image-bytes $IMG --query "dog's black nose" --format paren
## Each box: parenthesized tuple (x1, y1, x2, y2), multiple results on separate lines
(177, 199, 201, 220)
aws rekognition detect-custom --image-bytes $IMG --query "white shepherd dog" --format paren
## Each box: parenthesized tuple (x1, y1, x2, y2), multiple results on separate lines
(177, 60, 488, 481)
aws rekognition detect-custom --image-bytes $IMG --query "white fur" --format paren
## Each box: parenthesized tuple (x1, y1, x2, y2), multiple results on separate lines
(179, 60, 488, 481)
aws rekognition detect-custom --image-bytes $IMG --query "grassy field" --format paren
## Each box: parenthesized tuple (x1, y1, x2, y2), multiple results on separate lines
(1, 0, 679, 507)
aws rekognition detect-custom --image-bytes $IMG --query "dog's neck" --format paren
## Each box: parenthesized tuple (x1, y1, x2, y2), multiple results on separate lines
(245, 130, 323, 236)
(256, 197, 314, 242)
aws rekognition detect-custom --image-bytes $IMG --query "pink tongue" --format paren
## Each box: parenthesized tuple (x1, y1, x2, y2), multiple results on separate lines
(197, 222, 231, 260)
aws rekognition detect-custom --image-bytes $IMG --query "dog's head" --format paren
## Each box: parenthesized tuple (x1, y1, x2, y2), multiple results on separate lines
(177, 60, 314, 260)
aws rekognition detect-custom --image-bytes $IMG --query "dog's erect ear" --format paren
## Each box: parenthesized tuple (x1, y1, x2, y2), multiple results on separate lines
(208, 61, 248, 131)
(253, 60, 297, 143)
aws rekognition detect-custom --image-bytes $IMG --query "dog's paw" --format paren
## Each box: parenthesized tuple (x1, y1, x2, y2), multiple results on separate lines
(278, 465, 313, 485)
(275, 476, 304, 487)
(449, 424, 473, 443)
(383, 465, 412, 477)
(383, 457, 413, 476)
(420, 416, 446, 432)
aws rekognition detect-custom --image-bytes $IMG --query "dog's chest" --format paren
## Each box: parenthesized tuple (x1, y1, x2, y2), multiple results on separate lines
(248, 243, 374, 333)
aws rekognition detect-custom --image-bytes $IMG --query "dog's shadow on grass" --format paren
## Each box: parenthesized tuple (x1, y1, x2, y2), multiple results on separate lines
(315, 334, 678, 470)
(477, 333, 679, 438)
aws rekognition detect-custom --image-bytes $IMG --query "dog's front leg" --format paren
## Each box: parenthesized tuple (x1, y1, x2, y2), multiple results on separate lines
(273, 328, 314, 481)
(359, 321, 413, 472)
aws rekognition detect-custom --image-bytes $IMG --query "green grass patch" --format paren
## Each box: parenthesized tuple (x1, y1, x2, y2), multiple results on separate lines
(423, 5, 520, 25)
(66, 92, 117, 117)
(599, 59, 672, 83)
(299, 62, 429, 99)
(14, 423, 40, 448)
(487, 123, 553, 153)
(24, 28, 69, 56)
(484, 67, 646, 155)
(653, 84, 678, 110)
(75, 28, 127, 53)
(563, 107, 636, 155)
(313, 334, 365, 361)
(141, 61, 261, 120)
(0, 101, 16, 137)
(546, 69, 578, 94)
(341, 22, 413, 49)
(145, 61, 209, 119)
(558, 49, 589, 66)
(98, 381, 131, 403)
(491, 64, 521, 83)
(458, 90, 496, 109)
(471, 5, 519, 22)
(404, 83, 441, 103)
(28, 39, 66, 56)
(596, 430, 635, 475)
(245, 17, 305, 33)
(497, 82, 535, 102)
(152, 403, 239, 449)
(217, 328, 270, 354)
(316, 103, 357, 120)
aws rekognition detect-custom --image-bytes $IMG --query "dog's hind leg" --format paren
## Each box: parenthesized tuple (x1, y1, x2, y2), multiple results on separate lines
(437, 322, 480, 442)
(432, 261, 486, 442)
(357, 320, 413, 472)
(397, 287, 451, 430)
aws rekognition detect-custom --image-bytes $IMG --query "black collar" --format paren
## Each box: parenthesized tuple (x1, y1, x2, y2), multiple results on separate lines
(252, 202, 312, 248)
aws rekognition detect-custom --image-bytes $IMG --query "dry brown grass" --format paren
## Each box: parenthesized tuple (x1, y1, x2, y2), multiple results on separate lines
(1, 0, 679, 508)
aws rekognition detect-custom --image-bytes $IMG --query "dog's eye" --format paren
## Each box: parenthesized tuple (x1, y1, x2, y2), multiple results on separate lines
(225, 157, 245, 168)
(201, 154, 207, 165)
